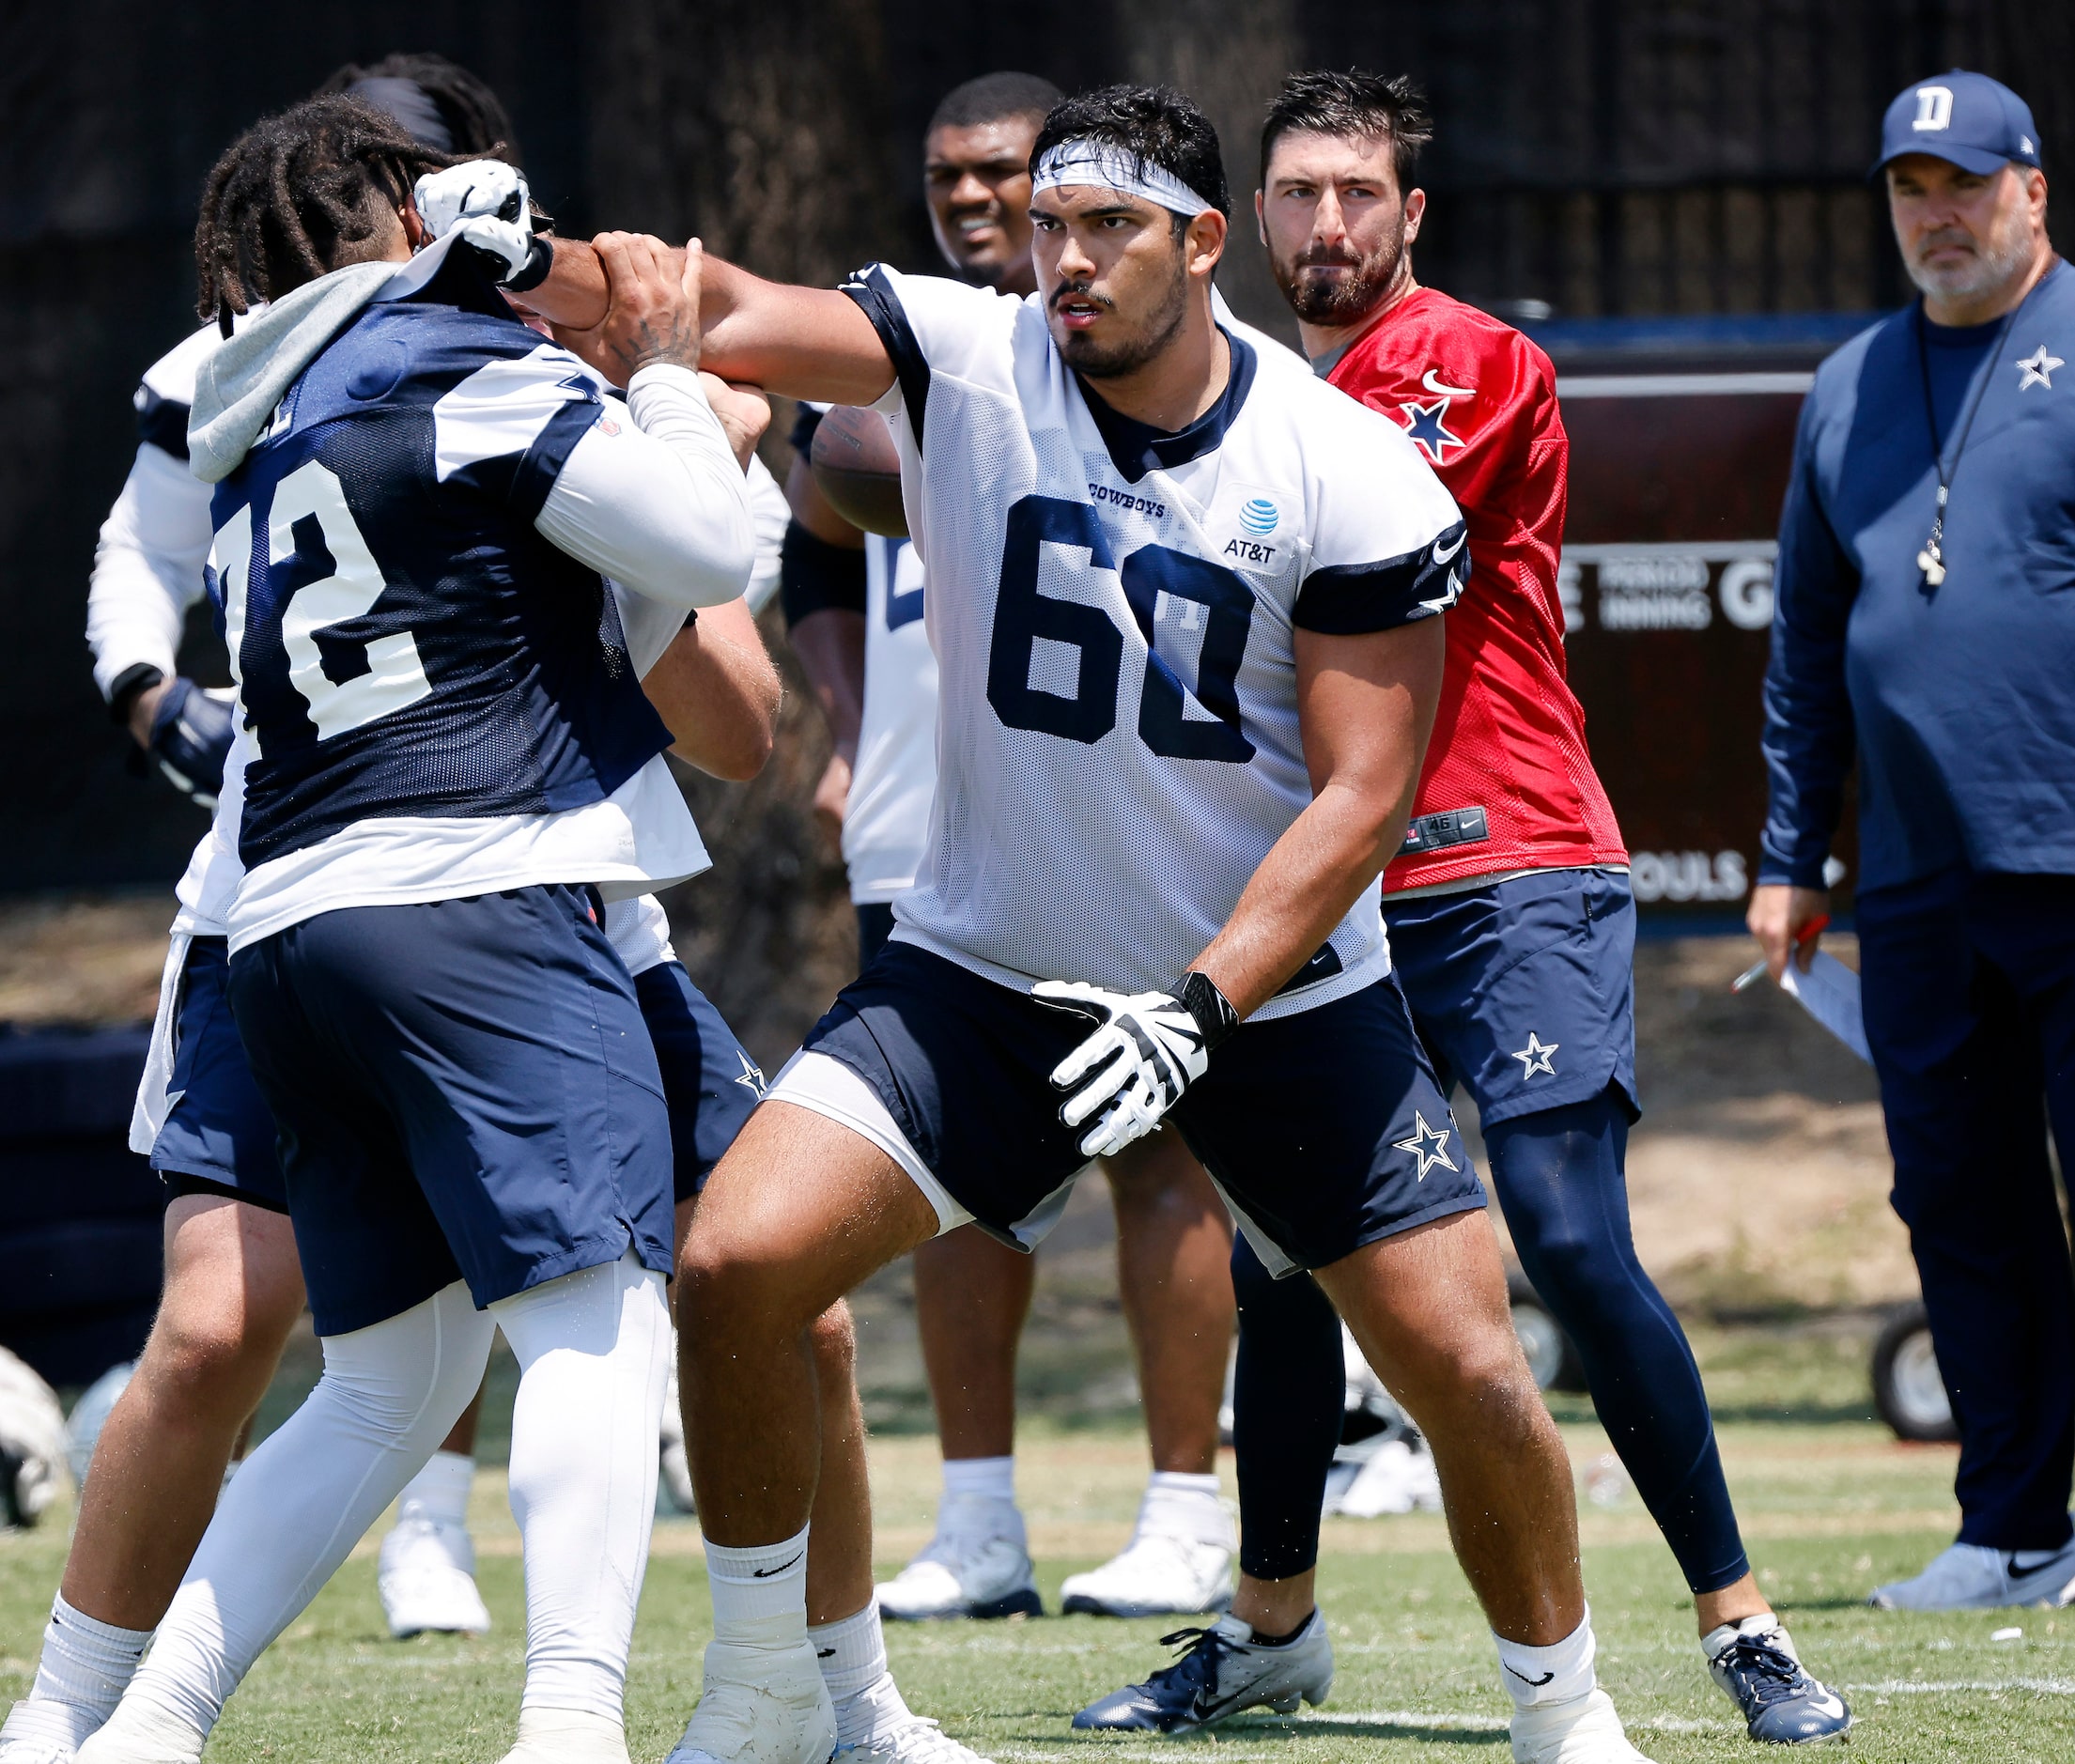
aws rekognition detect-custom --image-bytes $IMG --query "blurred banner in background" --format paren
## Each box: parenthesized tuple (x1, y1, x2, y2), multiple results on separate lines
(3, 1, 2067, 1037)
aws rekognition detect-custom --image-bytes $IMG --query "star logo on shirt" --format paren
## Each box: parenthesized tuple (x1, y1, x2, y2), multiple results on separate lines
(1512, 1032, 1559, 1078)
(1399, 397, 1466, 463)
(2017, 345, 2064, 391)
(734, 1051, 767, 1097)
(1392, 1111, 1458, 1182)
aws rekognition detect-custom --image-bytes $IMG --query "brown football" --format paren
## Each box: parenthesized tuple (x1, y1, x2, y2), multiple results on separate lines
(810, 404, 908, 538)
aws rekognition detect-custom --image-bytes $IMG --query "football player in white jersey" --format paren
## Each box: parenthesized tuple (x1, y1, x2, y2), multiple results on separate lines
(782, 70, 1240, 1625)
(531, 81, 1649, 1764)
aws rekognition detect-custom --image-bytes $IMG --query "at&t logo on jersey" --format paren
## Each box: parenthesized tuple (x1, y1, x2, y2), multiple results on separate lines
(1239, 498, 1278, 536)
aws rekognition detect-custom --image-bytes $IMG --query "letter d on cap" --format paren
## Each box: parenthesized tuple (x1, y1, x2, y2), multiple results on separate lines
(1913, 85, 1954, 131)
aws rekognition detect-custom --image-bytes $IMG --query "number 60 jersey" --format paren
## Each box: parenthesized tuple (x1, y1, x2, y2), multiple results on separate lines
(842, 265, 1466, 1017)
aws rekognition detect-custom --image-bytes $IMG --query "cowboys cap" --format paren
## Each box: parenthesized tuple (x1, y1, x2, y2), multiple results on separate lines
(1874, 69, 2041, 177)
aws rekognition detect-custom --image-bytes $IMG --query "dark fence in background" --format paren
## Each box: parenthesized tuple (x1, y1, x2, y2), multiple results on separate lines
(2, 0, 2068, 1030)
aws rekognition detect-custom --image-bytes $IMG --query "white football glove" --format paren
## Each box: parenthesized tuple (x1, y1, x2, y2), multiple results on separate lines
(412, 161, 538, 283)
(1034, 975, 1236, 1159)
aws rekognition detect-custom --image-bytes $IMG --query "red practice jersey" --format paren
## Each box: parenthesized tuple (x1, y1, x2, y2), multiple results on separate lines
(1324, 286, 1627, 891)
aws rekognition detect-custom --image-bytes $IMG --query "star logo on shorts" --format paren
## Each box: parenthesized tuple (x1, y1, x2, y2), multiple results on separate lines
(1393, 1111, 1458, 1182)
(734, 1051, 767, 1097)
(1512, 1032, 1559, 1078)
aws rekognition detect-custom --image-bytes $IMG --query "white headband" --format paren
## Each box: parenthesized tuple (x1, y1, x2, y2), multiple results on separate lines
(1030, 139, 1215, 217)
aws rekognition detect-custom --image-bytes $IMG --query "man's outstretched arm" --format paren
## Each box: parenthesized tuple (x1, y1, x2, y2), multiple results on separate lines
(527, 236, 893, 406)
(1192, 618, 1445, 1019)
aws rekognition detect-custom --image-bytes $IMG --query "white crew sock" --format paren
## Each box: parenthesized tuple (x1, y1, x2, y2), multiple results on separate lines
(1494, 1609, 1598, 1710)
(396, 1449, 474, 1530)
(0, 1596, 152, 1753)
(491, 1253, 673, 1723)
(1702, 1611, 1792, 1663)
(92, 1282, 496, 1754)
(810, 1603, 908, 1745)
(1137, 1470, 1231, 1548)
(705, 1524, 813, 1636)
(940, 1455, 1015, 1506)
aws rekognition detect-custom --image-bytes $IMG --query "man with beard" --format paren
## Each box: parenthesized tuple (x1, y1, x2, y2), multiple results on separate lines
(1075, 70, 1850, 1747)
(1750, 70, 2075, 1615)
(783, 69, 1242, 1628)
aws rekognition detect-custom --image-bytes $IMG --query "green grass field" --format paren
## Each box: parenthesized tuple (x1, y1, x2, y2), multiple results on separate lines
(5, 1328, 2073, 1762)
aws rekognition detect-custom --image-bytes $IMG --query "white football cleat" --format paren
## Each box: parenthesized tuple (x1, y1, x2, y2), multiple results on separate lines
(71, 1698, 202, 1764)
(1869, 1539, 2075, 1609)
(667, 1633, 836, 1764)
(875, 1495, 1041, 1620)
(378, 1516, 493, 1638)
(830, 1674, 992, 1764)
(1510, 1688, 1653, 1764)
(1060, 1530, 1234, 1618)
(1, 1693, 95, 1764)
(0, 1713, 80, 1764)
(1328, 1439, 1443, 1519)
(495, 1707, 630, 1764)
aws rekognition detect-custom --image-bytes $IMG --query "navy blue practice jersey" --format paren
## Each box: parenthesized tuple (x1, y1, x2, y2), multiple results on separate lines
(205, 250, 671, 871)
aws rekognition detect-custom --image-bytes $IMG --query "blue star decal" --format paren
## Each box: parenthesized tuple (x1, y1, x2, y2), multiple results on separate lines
(1392, 1110, 1458, 1183)
(734, 1051, 767, 1097)
(1399, 397, 1465, 463)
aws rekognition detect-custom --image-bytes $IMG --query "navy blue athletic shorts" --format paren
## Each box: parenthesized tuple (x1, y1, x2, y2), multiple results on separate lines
(227, 885, 675, 1337)
(150, 936, 287, 1212)
(799, 941, 1485, 1272)
(856, 902, 897, 970)
(1384, 868, 1639, 1128)
(635, 959, 764, 1202)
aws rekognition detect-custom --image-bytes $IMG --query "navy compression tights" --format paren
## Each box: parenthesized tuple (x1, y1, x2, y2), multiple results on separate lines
(1231, 1086, 1749, 1594)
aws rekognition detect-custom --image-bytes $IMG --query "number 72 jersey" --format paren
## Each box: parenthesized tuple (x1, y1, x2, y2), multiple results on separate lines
(842, 266, 1467, 1016)
(204, 275, 670, 874)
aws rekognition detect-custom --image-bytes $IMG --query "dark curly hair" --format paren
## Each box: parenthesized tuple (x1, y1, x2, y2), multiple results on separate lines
(194, 96, 458, 323)
(1260, 70, 1434, 193)
(314, 51, 519, 162)
(1030, 83, 1231, 222)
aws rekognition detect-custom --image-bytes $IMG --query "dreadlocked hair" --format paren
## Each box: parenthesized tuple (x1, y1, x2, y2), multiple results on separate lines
(315, 51, 519, 162)
(194, 96, 457, 323)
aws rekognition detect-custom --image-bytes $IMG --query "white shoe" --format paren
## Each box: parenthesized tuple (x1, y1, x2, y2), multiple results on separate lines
(72, 1698, 202, 1764)
(831, 1674, 991, 1764)
(1060, 1531, 1234, 1618)
(1510, 1688, 1653, 1763)
(667, 1633, 837, 1764)
(496, 1708, 630, 1764)
(0, 1709, 80, 1764)
(875, 1496, 1041, 1621)
(1329, 1440, 1444, 1519)
(1869, 1539, 2075, 1609)
(378, 1516, 493, 1637)
(1, 1694, 94, 1764)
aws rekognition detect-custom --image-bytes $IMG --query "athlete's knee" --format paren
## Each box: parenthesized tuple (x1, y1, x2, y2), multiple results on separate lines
(676, 1221, 824, 1346)
(137, 1276, 298, 1412)
(1400, 1317, 1547, 1443)
(808, 1301, 856, 1378)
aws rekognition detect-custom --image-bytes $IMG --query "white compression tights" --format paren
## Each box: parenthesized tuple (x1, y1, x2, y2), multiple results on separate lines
(89, 1254, 671, 1758)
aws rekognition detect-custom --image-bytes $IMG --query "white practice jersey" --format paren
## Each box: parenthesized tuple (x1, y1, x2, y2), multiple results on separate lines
(844, 533, 938, 904)
(87, 324, 224, 702)
(844, 266, 1466, 1017)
